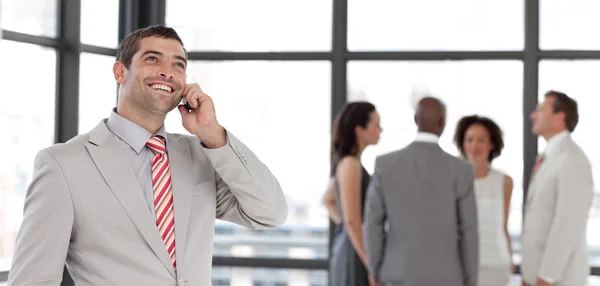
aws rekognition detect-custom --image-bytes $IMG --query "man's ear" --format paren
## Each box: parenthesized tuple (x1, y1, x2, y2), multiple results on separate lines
(113, 61, 127, 84)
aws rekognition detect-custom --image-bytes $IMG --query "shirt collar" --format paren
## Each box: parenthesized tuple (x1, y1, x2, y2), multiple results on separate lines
(106, 108, 167, 154)
(543, 130, 570, 157)
(414, 132, 439, 143)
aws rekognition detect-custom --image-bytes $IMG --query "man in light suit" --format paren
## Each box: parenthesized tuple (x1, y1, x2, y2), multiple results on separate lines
(522, 90, 593, 286)
(364, 97, 478, 286)
(7, 25, 287, 286)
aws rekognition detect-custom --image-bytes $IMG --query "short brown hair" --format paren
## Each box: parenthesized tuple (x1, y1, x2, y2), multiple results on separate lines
(454, 115, 504, 163)
(544, 90, 578, 132)
(116, 25, 187, 69)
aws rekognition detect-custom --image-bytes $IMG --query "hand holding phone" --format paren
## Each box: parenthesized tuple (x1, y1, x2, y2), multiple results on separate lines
(180, 97, 193, 112)
(177, 83, 225, 148)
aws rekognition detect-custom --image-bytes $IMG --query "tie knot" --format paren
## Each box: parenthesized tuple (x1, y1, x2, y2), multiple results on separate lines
(147, 136, 166, 155)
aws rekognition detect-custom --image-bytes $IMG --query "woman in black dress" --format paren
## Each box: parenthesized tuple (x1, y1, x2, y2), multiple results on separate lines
(325, 101, 382, 286)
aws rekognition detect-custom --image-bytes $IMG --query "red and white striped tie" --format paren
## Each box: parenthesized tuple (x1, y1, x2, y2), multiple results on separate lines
(146, 136, 176, 268)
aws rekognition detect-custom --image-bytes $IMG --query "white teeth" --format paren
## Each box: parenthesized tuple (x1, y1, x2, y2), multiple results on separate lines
(150, 84, 172, 93)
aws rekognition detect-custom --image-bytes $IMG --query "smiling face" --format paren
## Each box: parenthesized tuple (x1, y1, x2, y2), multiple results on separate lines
(114, 36, 188, 116)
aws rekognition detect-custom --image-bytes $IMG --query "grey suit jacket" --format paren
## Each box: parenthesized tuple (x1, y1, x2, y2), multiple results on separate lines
(521, 135, 593, 286)
(7, 120, 288, 286)
(364, 141, 478, 286)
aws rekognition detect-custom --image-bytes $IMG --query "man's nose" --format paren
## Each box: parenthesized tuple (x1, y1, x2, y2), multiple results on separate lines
(159, 71, 173, 79)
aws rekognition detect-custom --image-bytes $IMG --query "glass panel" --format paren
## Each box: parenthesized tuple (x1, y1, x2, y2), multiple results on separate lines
(538, 60, 600, 266)
(540, 0, 600, 50)
(0, 40, 56, 271)
(0, 0, 57, 37)
(79, 53, 117, 134)
(164, 61, 331, 259)
(347, 60, 524, 262)
(212, 267, 328, 286)
(165, 0, 332, 52)
(348, 0, 524, 51)
(81, 0, 119, 48)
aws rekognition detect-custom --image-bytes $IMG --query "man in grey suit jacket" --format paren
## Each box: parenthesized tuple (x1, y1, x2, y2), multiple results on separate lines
(364, 97, 478, 286)
(7, 25, 287, 286)
(522, 91, 593, 286)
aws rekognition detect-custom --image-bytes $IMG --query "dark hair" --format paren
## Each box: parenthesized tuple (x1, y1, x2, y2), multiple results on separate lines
(544, 90, 579, 132)
(454, 115, 504, 163)
(116, 25, 187, 69)
(331, 101, 376, 175)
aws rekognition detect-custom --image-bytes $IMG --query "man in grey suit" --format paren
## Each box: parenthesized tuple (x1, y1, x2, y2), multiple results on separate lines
(7, 25, 287, 286)
(364, 97, 478, 286)
(521, 91, 593, 286)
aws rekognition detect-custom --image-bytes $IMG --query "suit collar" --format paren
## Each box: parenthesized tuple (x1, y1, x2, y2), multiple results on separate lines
(542, 130, 570, 158)
(106, 109, 167, 154)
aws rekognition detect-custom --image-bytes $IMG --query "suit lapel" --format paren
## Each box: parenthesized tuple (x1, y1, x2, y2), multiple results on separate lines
(85, 121, 176, 278)
(527, 137, 571, 203)
(166, 134, 194, 268)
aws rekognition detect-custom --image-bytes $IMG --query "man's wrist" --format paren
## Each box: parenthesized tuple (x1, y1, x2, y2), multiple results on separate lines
(536, 276, 554, 286)
(196, 125, 227, 149)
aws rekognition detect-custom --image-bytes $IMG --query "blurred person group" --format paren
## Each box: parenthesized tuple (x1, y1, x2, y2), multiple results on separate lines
(323, 91, 593, 286)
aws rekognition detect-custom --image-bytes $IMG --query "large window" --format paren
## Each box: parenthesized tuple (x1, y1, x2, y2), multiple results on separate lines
(540, 0, 600, 50)
(0, 0, 57, 37)
(348, 0, 524, 51)
(80, 0, 119, 48)
(347, 60, 525, 260)
(538, 60, 600, 266)
(0, 40, 56, 272)
(165, 0, 332, 52)
(79, 53, 118, 134)
(164, 61, 332, 259)
(5, 0, 600, 284)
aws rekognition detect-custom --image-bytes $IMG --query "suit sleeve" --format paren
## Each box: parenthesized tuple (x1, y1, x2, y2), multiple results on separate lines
(538, 154, 593, 281)
(456, 164, 478, 286)
(7, 149, 74, 286)
(363, 157, 387, 280)
(202, 130, 287, 229)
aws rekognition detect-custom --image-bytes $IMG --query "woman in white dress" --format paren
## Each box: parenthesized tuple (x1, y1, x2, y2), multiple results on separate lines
(454, 115, 514, 286)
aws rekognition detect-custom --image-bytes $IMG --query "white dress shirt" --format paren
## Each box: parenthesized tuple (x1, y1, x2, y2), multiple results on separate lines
(414, 132, 439, 143)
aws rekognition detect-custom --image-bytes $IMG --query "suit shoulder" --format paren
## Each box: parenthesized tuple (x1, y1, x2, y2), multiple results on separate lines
(441, 152, 473, 173)
(375, 148, 406, 164)
(40, 133, 90, 158)
(561, 143, 591, 168)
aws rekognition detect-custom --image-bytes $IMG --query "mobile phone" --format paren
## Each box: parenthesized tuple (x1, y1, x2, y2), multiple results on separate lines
(180, 97, 193, 112)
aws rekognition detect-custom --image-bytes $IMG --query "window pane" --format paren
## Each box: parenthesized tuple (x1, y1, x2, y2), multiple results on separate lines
(165, 61, 331, 259)
(81, 0, 119, 48)
(0, 0, 57, 37)
(539, 60, 600, 266)
(348, 60, 524, 262)
(213, 267, 328, 286)
(540, 0, 600, 50)
(165, 0, 332, 52)
(348, 0, 524, 51)
(79, 53, 117, 134)
(0, 40, 56, 271)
